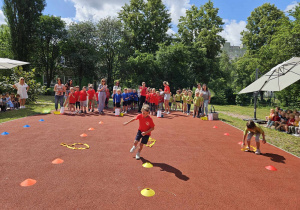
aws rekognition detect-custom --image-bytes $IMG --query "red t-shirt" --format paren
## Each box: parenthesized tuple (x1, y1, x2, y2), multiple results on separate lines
(164, 85, 170, 94)
(158, 95, 164, 103)
(79, 90, 87, 101)
(141, 87, 147, 96)
(69, 92, 76, 104)
(272, 116, 280, 122)
(149, 93, 157, 104)
(287, 118, 295, 126)
(106, 90, 110, 99)
(87, 89, 96, 100)
(154, 95, 159, 105)
(146, 93, 150, 102)
(96, 92, 99, 101)
(74, 91, 80, 101)
(136, 114, 155, 136)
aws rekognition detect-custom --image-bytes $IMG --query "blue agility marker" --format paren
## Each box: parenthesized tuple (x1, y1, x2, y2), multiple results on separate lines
(23, 125, 31, 128)
(1, 132, 9, 135)
(39, 119, 44, 122)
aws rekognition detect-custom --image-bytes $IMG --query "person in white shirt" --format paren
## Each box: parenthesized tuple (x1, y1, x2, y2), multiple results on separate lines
(13, 77, 29, 109)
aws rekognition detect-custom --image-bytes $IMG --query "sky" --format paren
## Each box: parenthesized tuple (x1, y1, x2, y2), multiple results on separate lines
(0, 0, 298, 46)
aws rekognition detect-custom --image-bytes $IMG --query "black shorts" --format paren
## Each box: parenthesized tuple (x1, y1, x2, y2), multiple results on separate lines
(134, 101, 138, 104)
(135, 130, 150, 144)
(176, 101, 180, 103)
(123, 101, 127, 106)
(127, 100, 132, 105)
(116, 102, 120, 108)
(150, 103, 156, 111)
(69, 103, 75, 105)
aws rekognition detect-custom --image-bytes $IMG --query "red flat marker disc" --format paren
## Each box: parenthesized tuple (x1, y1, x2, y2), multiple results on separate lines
(265, 165, 277, 171)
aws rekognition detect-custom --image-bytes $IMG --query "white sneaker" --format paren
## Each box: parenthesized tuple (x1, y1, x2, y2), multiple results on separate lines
(130, 146, 136, 153)
(163, 111, 166, 113)
(136, 152, 140, 159)
(167, 111, 170, 114)
(244, 146, 250, 152)
(292, 134, 300, 137)
(255, 149, 261, 155)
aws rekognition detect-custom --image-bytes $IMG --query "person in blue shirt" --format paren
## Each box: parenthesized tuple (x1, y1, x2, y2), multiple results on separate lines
(132, 89, 138, 110)
(127, 88, 133, 112)
(122, 88, 129, 114)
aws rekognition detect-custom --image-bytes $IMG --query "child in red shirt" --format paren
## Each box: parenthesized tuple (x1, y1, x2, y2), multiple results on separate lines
(74, 86, 80, 113)
(68, 87, 76, 113)
(79, 86, 88, 114)
(155, 91, 159, 113)
(105, 88, 110, 108)
(149, 88, 157, 115)
(285, 114, 295, 133)
(87, 85, 96, 112)
(124, 104, 155, 160)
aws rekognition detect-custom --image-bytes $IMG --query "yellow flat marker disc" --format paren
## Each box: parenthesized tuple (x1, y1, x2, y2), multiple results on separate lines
(142, 162, 153, 168)
(54, 111, 60, 115)
(141, 188, 155, 197)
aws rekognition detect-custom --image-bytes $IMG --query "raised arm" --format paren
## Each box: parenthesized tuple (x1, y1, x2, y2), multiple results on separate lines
(123, 117, 136, 126)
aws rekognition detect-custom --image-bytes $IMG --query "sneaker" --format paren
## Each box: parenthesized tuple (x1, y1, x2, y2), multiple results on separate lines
(244, 146, 250, 152)
(92, 109, 94, 112)
(167, 111, 170, 114)
(136, 152, 140, 160)
(163, 111, 166, 113)
(255, 149, 261, 155)
(113, 111, 115, 113)
(130, 146, 136, 153)
(193, 115, 195, 118)
(125, 111, 127, 114)
(292, 134, 300, 137)
(84, 111, 87, 114)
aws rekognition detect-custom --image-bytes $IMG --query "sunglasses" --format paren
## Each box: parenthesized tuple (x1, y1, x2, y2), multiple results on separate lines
(21, 79, 24, 80)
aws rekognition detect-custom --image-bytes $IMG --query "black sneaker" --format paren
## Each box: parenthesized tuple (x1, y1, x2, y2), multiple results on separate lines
(92, 109, 94, 112)
(84, 111, 87, 114)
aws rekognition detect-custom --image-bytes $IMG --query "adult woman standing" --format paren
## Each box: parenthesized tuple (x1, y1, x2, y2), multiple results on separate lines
(98, 78, 107, 114)
(200, 84, 211, 116)
(13, 77, 29, 109)
(113, 81, 121, 91)
(163, 81, 170, 114)
(138, 82, 147, 113)
(54, 78, 65, 111)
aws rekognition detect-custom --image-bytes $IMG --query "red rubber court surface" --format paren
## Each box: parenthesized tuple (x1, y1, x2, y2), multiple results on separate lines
(1, 110, 300, 209)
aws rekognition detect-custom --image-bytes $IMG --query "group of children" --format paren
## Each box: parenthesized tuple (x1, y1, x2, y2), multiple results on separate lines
(265, 107, 300, 136)
(111, 87, 206, 118)
(112, 88, 139, 114)
(0, 92, 21, 112)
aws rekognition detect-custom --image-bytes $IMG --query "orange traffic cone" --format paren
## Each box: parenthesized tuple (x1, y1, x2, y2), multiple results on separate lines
(80, 133, 88, 137)
(88, 128, 95, 131)
(99, 121, 104, 125)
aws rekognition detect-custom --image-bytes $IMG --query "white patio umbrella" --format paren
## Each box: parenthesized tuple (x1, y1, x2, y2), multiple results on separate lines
(239, 57, 300, 121)
(239, 57, 300, 94)
(0, 58, 30, 69)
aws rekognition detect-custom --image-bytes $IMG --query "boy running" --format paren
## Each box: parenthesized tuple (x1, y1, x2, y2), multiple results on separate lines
(124, 104, 155, 160)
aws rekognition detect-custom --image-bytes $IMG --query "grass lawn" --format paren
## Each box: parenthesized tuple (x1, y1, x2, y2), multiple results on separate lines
(213, 105, 300, 157)
(1, 96, 299, 157)
(0, 95, 54, 123)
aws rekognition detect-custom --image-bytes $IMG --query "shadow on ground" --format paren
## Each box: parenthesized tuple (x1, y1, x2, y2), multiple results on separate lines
(140, 157, 189, 181)
(262, 153, 286, 163)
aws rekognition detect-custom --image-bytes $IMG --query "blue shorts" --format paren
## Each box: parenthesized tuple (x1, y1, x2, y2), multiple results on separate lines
(135, 130, 150, 144)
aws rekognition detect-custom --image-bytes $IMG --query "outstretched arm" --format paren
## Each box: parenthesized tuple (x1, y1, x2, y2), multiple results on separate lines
(123, 117, 135, 126)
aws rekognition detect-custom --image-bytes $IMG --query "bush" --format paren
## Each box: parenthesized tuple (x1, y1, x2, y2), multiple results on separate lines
(45, 87, 55, 96)
(0, 68, 46, 103)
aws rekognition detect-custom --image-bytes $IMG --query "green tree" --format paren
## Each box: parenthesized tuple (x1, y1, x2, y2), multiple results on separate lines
(35, 15, 67, 88)
(241, 3, 287, 54)
(177, 1, 224, 85)
(62, 21, 98, 87)
(96, 17, 123, 88)
(119, 0, 171, 53)
(0, 24, 13, 58)
(156, 43, 192, 91)
(3, 0, 46, 67)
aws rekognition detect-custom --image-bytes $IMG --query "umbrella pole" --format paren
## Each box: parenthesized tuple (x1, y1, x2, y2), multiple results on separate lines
(253, 68, 259, 120)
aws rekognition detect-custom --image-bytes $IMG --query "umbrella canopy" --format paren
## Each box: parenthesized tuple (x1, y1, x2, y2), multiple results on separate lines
(239, 57, 300, 94)
(0, 58, 30, 69)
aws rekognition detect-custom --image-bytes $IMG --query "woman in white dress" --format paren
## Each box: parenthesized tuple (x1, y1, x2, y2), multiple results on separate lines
(13, 77, 29, 109)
